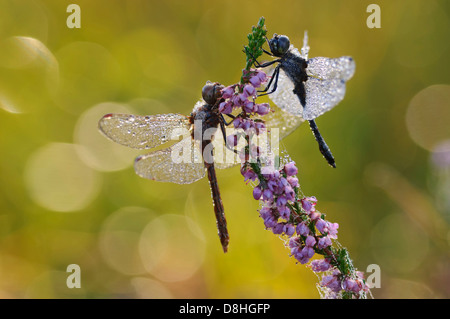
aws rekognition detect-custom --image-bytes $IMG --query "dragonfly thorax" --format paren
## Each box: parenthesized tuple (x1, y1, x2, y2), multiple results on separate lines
(190, 103, 220, 142)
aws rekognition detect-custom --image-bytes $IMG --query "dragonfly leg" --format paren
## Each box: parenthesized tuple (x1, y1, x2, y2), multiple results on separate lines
(221, 113, 236, 126)
(219, 116, 239, 154)
(244, 46, 281, 68)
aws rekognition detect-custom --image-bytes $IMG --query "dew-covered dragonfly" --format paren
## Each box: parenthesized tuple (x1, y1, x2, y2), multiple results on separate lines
(253, 32, 355, 168)
(98, 82, 302, 253)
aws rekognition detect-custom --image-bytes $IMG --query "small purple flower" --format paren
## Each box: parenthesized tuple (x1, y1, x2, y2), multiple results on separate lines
(253, 185, 262, 200)
(299, 246, 314, 264)
(259, 206, 271, 219)
(249, 75, 261, 87)
(264, 215, 278, 229)
(327, 222, 339, 239)
(256, 70, 267, 82)
(221, 85, 235, 99)
(317, 236, 332, 249)
(284, 223, 295, 236)
(309, 211, 321, 220)
(243, 84, 256, 97)
(278, 205, 290, 220)
(254, 121, 266, 133)
(288, 236, 301, 249)
(243, 100, 256, 113)
(321, 274, 342, 293)
(301, 196, 317, 213)
(342, 278, 361, 293)
(296, 222, 310, 236)
(284, 161, 298, 176)
(287, 176, 299, 188)
(276, 195, 287, 207)
(305, 235, 316, 247)
(310, 259, 331, 272)
(316, 218, 327, 233)
(241, 165, 257, 182)
(255, 103, 270, 116)
(262, 188, 273, 201)
(272, 223, 284, 235)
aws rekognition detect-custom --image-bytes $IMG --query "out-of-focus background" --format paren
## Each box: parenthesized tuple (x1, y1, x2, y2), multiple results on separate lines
(0, 0, 449, 299)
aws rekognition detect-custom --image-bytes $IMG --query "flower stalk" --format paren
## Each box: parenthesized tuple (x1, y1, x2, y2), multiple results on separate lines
(219, 17, 372, 299)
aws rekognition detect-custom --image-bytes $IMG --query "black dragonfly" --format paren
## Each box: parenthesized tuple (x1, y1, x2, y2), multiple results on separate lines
(252, 32, 355, 168)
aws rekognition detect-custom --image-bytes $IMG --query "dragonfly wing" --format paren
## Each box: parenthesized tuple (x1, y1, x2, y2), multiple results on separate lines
(268, 67, 304, 117)
(301, 56, 355, 121)
(257, 102, 304, 140)
(260, 65, 304, 139)
(211, 126, 241, 170)
(98, 113, 190, 150)
(306, 56, 355, 81)
(134, 137, 206, 184)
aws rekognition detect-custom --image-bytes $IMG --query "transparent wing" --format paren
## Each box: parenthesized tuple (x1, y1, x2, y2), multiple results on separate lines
(134, 137, 206, 184)
(262, 64, 305, 138)
(98, 113, 190, 150)
(267, 67, 303, 117)
(302, 56, 355, 120)
(306, 56, 355, 82)
(303, 77, 347, 120)
(211, 126, 242, 170)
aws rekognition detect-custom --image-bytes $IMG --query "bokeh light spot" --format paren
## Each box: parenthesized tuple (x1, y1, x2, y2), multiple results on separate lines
(406, 85, 450, 151)
(370, 213, 429, 274)
(139, 214, 205, 282)
(24, 143, 101, 212)
(130, 277, 173, 299)
(99, 206, 155, 276)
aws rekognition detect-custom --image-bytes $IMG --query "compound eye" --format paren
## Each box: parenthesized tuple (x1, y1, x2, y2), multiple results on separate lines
(202, 82, 224, 104)
(277, 35, 290, 55)
(269, 34, 290, 56)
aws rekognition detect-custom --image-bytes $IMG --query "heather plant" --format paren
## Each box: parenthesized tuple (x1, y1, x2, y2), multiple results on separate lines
(219, 17, 372, 299)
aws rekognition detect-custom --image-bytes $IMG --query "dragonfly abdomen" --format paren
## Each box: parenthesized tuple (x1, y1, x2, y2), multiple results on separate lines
(205, 161, 229, 252)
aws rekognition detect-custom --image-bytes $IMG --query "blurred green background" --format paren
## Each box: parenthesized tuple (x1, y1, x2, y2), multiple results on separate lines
(0, 0, 449, 299)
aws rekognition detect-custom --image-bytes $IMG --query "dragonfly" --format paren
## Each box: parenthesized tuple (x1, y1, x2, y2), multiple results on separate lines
(252, 32, 356, 168)
(99, 82, 233, 252)
(98, 81, 303, 253)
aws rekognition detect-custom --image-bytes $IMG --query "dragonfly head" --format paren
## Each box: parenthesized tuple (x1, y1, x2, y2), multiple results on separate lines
(202, 81, 224, 105)
(268, 34, 290, 57)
